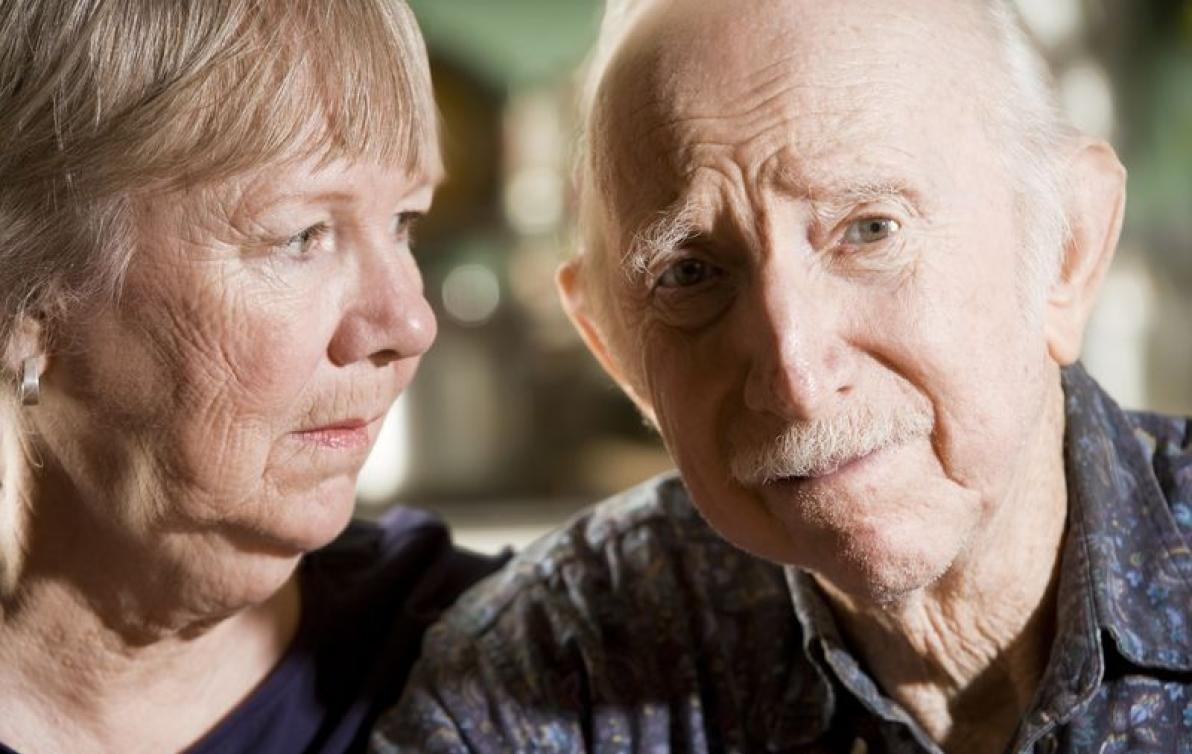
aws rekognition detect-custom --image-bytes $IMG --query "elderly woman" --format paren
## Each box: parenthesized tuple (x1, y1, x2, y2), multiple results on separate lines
(0, 2, 503, 753)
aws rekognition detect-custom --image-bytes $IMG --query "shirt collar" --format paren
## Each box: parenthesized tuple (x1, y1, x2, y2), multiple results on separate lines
(781, 364, 1191, 737)
(1016, 363, 1192, 746)
(1060, 363, 1192, 671)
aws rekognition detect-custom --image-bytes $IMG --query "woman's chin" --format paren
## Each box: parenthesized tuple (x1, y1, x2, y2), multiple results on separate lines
(175, 487, 356, 612)
(208, 477, 360, 559)
(269, 479, 360, 553)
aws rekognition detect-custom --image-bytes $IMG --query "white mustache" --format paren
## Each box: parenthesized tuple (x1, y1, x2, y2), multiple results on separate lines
(729, 404, 933, 485)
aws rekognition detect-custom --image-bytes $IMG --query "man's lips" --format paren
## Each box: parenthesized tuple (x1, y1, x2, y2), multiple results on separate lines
(766, 446, 886, 485)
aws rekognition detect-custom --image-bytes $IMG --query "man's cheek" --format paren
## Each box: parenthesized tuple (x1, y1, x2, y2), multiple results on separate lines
(646, 360, 716, 462)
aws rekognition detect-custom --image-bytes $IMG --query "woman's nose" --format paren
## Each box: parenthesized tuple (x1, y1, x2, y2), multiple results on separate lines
(327, 248, 437, 368)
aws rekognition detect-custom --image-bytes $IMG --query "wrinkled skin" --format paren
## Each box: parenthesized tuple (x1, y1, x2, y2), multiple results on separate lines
(0, 156, 438, 754)
(560, 0, 1124, 747)
(570, 0, 1099, 604)
(33, 157, 436, 621)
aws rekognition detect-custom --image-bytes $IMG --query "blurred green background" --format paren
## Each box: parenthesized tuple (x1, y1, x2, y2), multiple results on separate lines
(357, 0, 1192, 551)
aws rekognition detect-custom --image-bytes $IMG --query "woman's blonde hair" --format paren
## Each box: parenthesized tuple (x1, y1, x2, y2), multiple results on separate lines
(0, 0, 440, 590)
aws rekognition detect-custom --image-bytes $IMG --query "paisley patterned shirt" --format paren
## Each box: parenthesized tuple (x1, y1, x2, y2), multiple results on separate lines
(376, 366, 1192, 753)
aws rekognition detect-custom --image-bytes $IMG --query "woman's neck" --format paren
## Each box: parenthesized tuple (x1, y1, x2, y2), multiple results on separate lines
(0, 483, 303, 754)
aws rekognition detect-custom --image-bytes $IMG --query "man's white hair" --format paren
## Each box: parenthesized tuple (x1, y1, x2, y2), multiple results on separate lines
(575, 0, 1076, 310)
(978, 1, 1076, 301)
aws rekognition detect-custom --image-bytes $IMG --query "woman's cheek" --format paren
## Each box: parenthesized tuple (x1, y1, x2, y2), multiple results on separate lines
(200, 279, 335, 415)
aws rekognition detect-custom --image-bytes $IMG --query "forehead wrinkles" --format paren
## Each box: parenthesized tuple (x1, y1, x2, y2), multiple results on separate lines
(589, 0, 992, 211)
(594, 89, 894, 270)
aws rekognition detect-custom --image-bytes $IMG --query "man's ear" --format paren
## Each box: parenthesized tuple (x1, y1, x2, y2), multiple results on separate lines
(556, 257, 657, 423)
(1045, 138, 1127, 366)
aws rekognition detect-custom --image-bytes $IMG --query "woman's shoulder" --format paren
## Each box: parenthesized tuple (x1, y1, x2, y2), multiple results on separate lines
(304, 506, 509, 633)
(188, 508, 507, 754)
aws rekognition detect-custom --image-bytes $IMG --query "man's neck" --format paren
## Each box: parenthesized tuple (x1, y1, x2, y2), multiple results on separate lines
(815, 387, 1069, 754)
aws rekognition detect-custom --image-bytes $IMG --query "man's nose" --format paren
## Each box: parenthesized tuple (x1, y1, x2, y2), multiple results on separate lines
(741, 262, 855, 422)
(327, 244, 437, 368)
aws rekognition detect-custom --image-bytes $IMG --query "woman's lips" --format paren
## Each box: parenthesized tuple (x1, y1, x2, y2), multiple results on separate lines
(291, 416, 379, 450)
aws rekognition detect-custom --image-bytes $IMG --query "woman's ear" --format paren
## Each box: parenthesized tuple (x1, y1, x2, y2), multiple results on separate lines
(3, 317, 48, 375)
(557, 257, 657, 424)
(1044, 138, 1127, 366)
(4, 316, 50, 409)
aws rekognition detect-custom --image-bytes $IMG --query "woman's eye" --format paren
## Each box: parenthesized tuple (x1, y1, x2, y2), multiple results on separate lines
(391, 211, 424, 243)
(277, 222, 329, 257)
(843, 217, 900, 245)
(657, 258, 717, 289)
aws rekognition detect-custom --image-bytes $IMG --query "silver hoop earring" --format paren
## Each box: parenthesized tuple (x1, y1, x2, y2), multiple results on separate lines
(19, 357, 40, 406)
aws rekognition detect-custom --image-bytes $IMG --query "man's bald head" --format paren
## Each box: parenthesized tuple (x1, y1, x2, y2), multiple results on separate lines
(574, 0, 1074, 330)
(556, 0, 1123, 587)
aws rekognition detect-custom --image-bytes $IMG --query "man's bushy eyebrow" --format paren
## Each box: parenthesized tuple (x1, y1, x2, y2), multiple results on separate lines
(774, 170, 923, 219)
(768, 160, 910, 197)
(810, 179, 916, 205)
(621, 198, 702, 280)
(618, 176, 922, 275)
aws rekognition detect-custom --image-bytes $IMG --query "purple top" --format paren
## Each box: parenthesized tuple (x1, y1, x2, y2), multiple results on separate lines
(2, 506, 507, 754)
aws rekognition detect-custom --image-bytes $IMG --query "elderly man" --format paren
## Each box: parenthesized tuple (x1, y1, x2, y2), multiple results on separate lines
(378, 0, 1190, 751)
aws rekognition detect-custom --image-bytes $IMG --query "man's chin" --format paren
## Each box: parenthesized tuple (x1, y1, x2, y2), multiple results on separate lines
(808, 537, 957, 608)
(766, 496, 970, 605)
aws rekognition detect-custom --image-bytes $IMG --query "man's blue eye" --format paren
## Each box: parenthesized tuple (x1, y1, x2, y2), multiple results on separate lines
(657, 258, 714, 289)
(844, 217, 900, 244)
